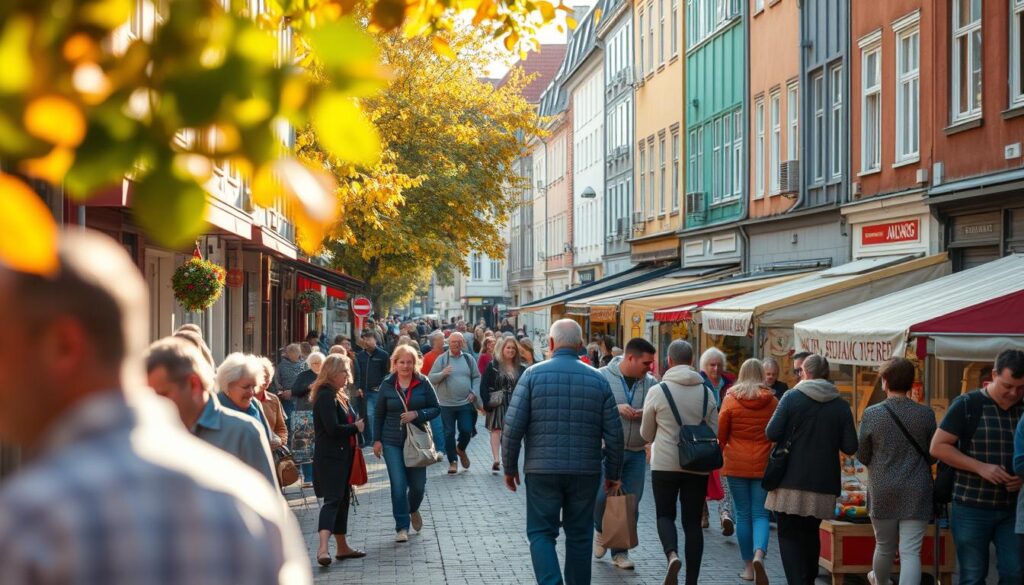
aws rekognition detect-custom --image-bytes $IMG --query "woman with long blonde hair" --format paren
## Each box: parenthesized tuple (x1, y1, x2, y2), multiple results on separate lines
(310, 353, 366, 566)
(479, 336, 527, 473)
(518, 337, 537, 366)
(718, 358, 777, 584)
(372, 344, 441, 542)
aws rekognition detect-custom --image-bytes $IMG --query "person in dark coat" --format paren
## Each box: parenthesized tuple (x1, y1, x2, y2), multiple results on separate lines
(373, 345, 442, 542)
(311, 354, 366, 566)
(764, 354, 858, 585)
(480, 336, 527, 473)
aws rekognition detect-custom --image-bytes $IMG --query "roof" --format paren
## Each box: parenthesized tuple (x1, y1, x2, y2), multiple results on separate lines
(497, 44, 567, 103)
(516, 264, 674, 312)
(794, 254, 1024, 365)
(537, 2, 606, 117)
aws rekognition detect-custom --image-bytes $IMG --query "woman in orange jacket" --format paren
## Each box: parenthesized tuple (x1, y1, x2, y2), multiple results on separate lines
(718, 358, 778, 585)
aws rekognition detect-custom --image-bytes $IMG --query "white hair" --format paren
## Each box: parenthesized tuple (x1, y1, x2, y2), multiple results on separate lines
(216, 353, 264, 392)
(306, 351, 325, 366)
(448, 331, 465, 344)
(699, 347, 727, 372)
(285, 343, 302, 358)
(549, 319, 583, 349)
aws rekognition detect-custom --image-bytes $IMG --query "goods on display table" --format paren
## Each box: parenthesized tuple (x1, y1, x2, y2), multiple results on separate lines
(834, 455, 867, 520)
(818, 521, 954, 585)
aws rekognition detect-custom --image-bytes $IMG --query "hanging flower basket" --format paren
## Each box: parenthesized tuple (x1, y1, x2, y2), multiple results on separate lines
(297, 289, 326, 313)
(172, 258, 226, 312)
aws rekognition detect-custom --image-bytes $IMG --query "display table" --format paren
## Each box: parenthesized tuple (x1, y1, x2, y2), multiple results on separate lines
(818, 520, 954, 585)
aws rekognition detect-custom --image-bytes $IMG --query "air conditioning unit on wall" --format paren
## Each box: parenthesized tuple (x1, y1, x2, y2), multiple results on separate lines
(779, 160, 800, 196)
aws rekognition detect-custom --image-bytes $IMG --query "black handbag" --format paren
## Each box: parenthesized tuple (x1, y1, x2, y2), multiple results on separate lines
(762, 400, 824, 491)
(659, 383, 723, 473)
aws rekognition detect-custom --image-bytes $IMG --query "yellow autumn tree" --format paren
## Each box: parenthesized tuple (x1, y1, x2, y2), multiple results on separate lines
(298, 27, 543, 311)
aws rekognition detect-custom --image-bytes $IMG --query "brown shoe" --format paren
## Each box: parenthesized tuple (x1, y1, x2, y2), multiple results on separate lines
(411, 511, 423, 532)
(456, 447, 470, 469)
(447, 462, 457, 475)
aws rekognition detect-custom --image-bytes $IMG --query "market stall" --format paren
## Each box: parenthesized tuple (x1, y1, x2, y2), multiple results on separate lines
(698, 253, 949, 393)
(794, 253, 1024, 423)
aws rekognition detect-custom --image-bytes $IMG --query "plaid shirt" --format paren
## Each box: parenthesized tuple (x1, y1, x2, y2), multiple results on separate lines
(0, 390, 312, 585)
(941, 389, 1024, 509)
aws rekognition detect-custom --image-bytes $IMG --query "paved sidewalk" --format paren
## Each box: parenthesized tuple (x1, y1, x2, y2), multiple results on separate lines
(287, 424, 825, 584)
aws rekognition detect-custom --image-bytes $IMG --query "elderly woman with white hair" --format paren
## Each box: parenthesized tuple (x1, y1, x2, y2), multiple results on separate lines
(699, 347, 736, 537)
(217, 353, 274, 446)
(273, 343, 306, 430)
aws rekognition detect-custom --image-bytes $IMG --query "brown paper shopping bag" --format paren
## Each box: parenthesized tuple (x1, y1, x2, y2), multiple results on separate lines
(601, 488, 638, 551)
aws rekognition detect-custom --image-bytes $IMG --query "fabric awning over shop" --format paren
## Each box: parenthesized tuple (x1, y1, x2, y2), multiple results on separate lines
(699, 253, 950, 337)
(288, 258, 367, 297)
(566, 266, 736, 313)
(613, 268, 816, 320)
(513, 264, 676, 313)
(793, 254, 1024, 365)
(653, 297, 730, 323)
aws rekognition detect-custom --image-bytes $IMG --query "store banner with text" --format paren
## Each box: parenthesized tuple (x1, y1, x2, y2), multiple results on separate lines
(701, 310, 753, 337)
(793, 326, 904, 366)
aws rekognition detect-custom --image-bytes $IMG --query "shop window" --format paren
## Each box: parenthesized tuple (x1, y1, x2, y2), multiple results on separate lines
(951, 0, 982, 122)
(701, 332, 754, 377)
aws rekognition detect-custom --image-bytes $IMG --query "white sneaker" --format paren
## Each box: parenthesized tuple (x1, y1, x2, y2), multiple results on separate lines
(612, 552, 635, 570)
(395, 529, 409, 543)
(593, 534, 607, 559)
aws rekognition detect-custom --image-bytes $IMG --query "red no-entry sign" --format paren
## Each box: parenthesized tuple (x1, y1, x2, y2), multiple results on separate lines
(352, 297, 372, 317)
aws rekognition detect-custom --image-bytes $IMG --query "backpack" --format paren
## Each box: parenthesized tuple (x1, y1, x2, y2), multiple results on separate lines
(933, 390, 986, 507)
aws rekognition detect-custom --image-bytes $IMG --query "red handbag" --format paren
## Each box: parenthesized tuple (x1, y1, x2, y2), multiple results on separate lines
(349, 445, 368, 486)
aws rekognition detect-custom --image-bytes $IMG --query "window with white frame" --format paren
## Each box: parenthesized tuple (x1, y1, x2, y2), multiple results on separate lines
(639, 10, 646, 75)
(951, 0, 982, 121)
(490, 258, 501, 280)
(812, 72, 825, 182)
(659, 135, 667, 212)
(755, 0, 764, 11)
(672, 132, 680, 210)
(648, 1, 655, 73)
(722, 113, 733, 197)
(1014, 0, 1024, 107)
(732, 111, 743, 198)
(755, 98, 765, 198)
(712, 118, 722, 202)
(697, 126, 704, 194)
(648, 137, 656, 213)
(770, 90, 781, 193)
(786, 82, 798, 161)
(861, 43, 882, 172)
(689, 0, 739, 47)
(896, 23, 920, 162)
(471, 253, 482, 280)
(659, 0, 665, 64)
(638, 145, 647, 216)
(688, 130, 698, 193)
(671, 0, 679, 55)
(830, 65, 843, 179)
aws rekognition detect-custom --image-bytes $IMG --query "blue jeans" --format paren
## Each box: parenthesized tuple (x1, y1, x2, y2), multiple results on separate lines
(594, 449, 646, 555)
(364, 392, 379, 444)
(951, 502, 1021, 585)
(440, 404, 475, 464)
(281, 398, 295, 445)
(526, 473, 601, 585)
(382, 443, 427, 532)
(429, 416, 446, 454)
(726, 476, 770, 561)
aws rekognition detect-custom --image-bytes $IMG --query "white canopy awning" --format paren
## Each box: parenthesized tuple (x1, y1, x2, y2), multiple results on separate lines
(700, 254, 949, 337)
(794, 254, 1024, 365)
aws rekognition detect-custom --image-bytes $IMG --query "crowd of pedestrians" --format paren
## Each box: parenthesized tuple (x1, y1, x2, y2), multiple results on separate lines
(4, 229, 1024, 585)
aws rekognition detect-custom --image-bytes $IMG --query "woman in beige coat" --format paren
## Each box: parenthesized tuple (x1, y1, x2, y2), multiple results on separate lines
(641, 340, 719, 585)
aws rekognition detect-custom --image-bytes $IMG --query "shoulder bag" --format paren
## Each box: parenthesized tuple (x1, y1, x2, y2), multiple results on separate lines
(395, 387, 441, 468)
(659, 383, 723, 472)
(762, 399, 825, 491)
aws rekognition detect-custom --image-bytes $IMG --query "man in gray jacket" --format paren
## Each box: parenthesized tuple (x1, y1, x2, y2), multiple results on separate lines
(429, 332, 481, 474)
(594, 337, 659, 570)
(146, 337, 279, 489)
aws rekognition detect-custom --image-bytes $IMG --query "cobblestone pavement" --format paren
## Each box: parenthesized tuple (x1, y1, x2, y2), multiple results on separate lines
(286, 424, 832, 585)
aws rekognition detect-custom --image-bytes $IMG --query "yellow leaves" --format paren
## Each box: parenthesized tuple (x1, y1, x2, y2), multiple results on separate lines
(79, 0, 133, 30)
(310, 92, 381, 168)
(371, 0, 409, 32)
(252, 158, 340, 254)
(21, 147, 75, 184)
(0, 173, 59, 276)
(503, 32, 520, 52)
(24, 96, 86, 148)
(566, 15, 578, 29)
(0, 16, 33, 95)
(431, 36, 455, 59)
(536, 1, 556, 21)
(593, 8, 602, 25)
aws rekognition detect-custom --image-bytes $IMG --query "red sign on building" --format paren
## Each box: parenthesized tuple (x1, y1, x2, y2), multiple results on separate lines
(861, 219, 920, 246)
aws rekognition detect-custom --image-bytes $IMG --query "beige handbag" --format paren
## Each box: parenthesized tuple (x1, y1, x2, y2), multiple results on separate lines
(396, 389, 441, 468)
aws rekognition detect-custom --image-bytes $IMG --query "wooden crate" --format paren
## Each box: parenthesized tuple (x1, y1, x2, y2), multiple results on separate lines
(818, 520, 955, 585)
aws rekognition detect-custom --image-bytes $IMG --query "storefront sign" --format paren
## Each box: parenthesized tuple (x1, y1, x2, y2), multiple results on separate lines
(590, 305, 617, 323)
(702, 310, 752, 337)
(794, 330, 903, 366)
(861, 220, 920, 246)
(951, 211, 1002, 244)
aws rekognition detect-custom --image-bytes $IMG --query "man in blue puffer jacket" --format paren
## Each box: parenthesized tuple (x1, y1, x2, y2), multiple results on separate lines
(502, 319, 624, 585)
